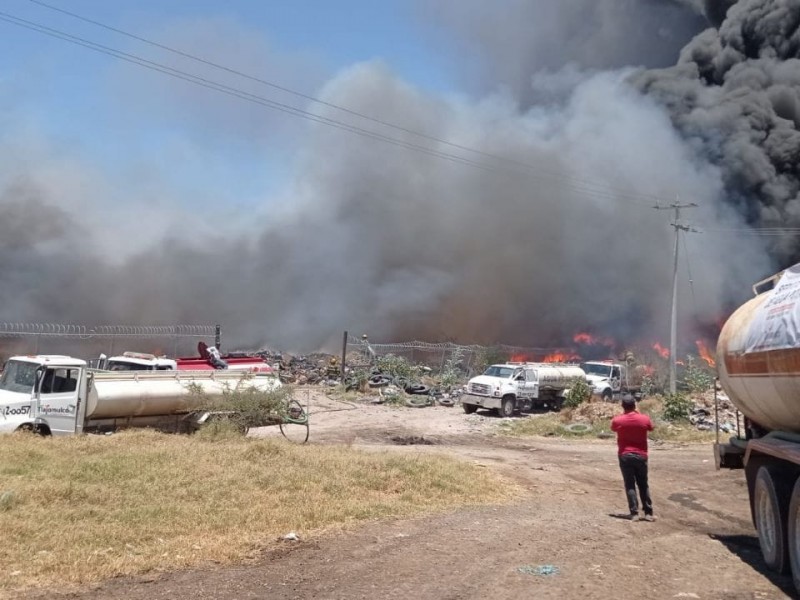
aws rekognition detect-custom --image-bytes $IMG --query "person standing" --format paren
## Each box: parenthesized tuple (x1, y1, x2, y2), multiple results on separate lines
(611, 397, 655, 521)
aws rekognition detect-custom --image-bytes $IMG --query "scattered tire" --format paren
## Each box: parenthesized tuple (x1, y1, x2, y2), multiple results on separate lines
(405, 396, 430, 408)
(562, 423, 593, 434)
(437, 397, 455, 407)
(462, 403, 478, 414)
(405, 384, 430, 395)
(754, 465, 792, 574)
(368, 375, 391, 388)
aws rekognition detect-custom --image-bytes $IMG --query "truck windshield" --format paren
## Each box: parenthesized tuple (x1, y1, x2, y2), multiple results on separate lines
(107, 360, 153, 371)
(483, 366, 514, 378)
(0, 360, 39, 393)
(581, 363, 612, 377)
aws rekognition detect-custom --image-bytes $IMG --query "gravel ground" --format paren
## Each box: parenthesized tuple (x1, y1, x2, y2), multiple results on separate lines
(42, 389, 796, 600)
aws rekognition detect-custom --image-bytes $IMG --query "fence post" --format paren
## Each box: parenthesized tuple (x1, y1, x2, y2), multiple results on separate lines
(215, 324, 221, 352)
(341, 331, 348, 379)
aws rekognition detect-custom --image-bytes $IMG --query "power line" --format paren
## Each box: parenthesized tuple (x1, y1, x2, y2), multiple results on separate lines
(26, 0, 670, 204)
(696, 227, 800, 235)
(681, 229, 697, 314)
(6, 5, 669, 207)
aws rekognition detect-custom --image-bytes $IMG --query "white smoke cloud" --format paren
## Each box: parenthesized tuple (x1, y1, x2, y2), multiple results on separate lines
(0, 2, 783, 353)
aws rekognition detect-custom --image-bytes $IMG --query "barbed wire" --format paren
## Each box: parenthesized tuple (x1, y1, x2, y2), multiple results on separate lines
(0, 322, 216, 339)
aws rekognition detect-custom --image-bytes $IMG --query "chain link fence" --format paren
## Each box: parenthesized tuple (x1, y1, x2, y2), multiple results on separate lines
(344, 333, 566, 377)
(0, 322, 219, 362)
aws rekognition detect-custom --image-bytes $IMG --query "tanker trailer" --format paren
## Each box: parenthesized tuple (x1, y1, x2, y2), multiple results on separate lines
(0, 354, 282, 436)
(461, 362, 586, 416)
(716, 263, 800, 592)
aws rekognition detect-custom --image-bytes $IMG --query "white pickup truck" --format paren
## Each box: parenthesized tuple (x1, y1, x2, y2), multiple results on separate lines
(461, 362, 586, 417)
(0, 354, 281, 436)
(581, 360, 644, 401)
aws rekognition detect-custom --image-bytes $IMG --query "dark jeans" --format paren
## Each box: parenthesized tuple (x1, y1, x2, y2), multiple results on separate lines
(619, 452, 653, 516)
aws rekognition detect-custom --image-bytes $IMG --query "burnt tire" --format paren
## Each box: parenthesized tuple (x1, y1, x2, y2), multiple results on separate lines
(496, 396, 515, 418)
(405, 396, 430, 408)
(787, 477, 800, 593)
(462, 403, 478, 414)
(368, 376, 391, 388)
(754, 465, 792, 574)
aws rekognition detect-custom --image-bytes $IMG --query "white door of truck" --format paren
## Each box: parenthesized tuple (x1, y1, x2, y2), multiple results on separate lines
(524, 368, 539, 399)
(610, 366, 622, 393)
(34, 366, 81, 435)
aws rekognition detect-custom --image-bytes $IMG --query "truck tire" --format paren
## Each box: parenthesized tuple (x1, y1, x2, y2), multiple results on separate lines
(754, 465, 792, 574)
(496, 396, 515, 418)
(462, 403, 478, 414)
(602, 389, 613, 402)
(788, 478, 800, 594)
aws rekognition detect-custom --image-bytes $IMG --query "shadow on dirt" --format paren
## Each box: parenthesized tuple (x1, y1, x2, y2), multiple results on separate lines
(667, 493, 752, 529)
(709, 533, 795, 597)
(390, 435, 437, 446)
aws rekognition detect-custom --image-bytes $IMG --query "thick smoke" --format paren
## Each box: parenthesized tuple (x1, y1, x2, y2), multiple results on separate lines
(0, 0, 789, 352)
(633, 0, 800, 266)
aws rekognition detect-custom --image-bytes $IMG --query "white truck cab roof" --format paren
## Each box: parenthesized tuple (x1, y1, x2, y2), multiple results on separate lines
(106, 351, 177, 371)
(10, 355, 87, 368)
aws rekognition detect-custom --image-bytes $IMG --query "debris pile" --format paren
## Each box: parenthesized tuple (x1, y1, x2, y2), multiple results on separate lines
(688, 390, 743, 434)
(256, 351, 342, 385)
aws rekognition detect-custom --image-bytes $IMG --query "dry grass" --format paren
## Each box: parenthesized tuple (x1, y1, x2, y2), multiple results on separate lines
(500, 396, 716, 443)
(0, 430, 514, 594)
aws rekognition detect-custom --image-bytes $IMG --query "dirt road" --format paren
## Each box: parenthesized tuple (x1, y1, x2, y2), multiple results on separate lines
(58, 392, 795, 599)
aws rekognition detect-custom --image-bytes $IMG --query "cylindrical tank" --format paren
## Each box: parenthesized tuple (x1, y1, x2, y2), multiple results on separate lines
(86, 371, 281, 419)
(532, 365, 586, 390)
(717, 289, 800, 432)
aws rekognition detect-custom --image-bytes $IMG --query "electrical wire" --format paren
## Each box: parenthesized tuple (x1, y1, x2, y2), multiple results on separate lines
(681, 230, 698, 314)
(3, 6, 668, 207)
(26, 0, 671, 205)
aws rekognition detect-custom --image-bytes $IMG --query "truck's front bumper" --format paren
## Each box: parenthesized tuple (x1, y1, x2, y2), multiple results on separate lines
(461, 394, 501, 410)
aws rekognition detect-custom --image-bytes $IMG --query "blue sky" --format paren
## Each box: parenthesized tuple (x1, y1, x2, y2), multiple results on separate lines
(0, 0, 456, 206)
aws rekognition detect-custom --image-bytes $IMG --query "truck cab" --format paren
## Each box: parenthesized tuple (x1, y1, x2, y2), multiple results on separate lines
(101, 352, 178, 371)
(0, 355, 89, 435)
(581, 360, 623, 400)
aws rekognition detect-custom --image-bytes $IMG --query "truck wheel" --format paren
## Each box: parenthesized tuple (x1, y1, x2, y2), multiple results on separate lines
(496, 396, 515, 418)
(602, 389, 613, 402)
(462, 403, 478, 414)
(754, 465, 792, 574)
(787, 478, 800, 593)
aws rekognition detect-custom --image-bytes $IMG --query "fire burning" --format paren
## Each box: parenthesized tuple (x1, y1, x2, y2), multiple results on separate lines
(695, 340, 716, 367)
(542, 350, 581, 363)
(652, 342, 669, 359)
(572, 332, 614, 346)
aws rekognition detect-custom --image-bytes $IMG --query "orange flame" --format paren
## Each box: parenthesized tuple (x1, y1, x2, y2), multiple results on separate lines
(573, 332, 614, 346)
(542, 351, 581, 363)
(652, 342, 669, 359)
(695, 340, 716, 367)
(510, 353, 532, 362)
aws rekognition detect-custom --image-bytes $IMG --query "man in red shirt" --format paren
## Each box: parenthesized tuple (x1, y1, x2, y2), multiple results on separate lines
(611, 397, 655, 521)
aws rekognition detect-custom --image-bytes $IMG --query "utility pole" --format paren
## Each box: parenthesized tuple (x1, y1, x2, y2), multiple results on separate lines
(654, 201, 697, 394)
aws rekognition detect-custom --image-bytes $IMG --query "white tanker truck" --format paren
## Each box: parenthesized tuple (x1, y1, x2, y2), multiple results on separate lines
(461, 362, 586, 417)
(0, 354, 282, 436)
(716, 262, 800, 593)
